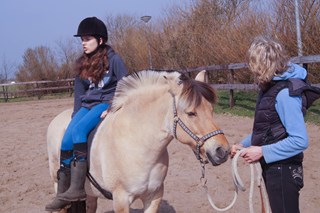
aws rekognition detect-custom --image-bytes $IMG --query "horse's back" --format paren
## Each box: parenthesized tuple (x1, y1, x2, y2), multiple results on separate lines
(47, 108, 72, 181)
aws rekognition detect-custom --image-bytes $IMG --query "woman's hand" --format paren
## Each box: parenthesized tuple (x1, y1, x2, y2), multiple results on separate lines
(230, 143, 244, 158)
(240, 146, 262, 163)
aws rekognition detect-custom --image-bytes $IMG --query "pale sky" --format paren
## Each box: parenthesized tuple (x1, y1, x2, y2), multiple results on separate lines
(0, 0, 186, 66)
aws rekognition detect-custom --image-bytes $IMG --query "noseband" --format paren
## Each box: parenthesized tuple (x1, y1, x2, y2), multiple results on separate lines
(172, 95, 224, 161)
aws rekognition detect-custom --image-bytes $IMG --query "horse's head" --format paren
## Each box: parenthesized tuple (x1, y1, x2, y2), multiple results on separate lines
(170, 70, 230, 166)
(111, 70, 229, 166)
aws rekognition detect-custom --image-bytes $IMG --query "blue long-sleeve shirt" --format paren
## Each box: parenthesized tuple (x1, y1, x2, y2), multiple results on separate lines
(240, 63, 309, 163)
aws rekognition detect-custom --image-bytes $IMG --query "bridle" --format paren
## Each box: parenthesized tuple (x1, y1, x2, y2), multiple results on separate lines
(171, 94, 224, 162)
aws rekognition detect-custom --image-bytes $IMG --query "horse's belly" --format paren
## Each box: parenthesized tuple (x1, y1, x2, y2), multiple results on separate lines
(87, 126, 170, 201)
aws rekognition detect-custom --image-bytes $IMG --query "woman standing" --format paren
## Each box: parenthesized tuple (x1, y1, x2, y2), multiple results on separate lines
(231, 36, 320, 213)
(45, 16, 128, 212)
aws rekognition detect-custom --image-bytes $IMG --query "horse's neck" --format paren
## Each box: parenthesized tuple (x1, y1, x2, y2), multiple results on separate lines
(88, 82, 178, 187)
(95, 90, 175, 154)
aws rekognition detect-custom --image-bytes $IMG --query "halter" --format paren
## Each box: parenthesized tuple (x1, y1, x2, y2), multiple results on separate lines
(171, 94, 224, 162)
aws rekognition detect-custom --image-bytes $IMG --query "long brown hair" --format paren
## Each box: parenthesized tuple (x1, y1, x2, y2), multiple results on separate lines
(76, 43, 109, 83)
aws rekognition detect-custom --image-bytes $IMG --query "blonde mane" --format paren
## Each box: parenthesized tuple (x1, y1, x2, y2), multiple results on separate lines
(110, 71, 181, 112)
(109, 70, 217, 113)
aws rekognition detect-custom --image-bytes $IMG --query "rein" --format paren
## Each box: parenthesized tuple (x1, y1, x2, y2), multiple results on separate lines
(171, 95, 224, 161)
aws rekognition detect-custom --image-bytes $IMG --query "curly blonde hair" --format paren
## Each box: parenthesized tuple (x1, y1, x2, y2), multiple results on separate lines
(247, 36, 289, 90)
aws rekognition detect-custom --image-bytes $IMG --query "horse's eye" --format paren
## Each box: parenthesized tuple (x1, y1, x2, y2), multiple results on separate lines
(186, 111, 197, 117)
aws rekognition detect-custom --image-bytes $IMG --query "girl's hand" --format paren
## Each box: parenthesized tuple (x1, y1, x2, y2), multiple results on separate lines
(100, 110, 108, 118)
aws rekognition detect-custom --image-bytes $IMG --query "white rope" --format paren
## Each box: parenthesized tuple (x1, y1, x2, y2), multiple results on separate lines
(232, 148, 271, 213)
(202, 148, 271, 212)
(203, 184, 238, 212)
(201, 151, 245, 212)
(254, 163, 271, 213)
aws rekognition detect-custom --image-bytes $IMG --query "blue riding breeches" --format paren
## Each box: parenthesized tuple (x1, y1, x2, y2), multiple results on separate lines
(60, 103, 109, 164)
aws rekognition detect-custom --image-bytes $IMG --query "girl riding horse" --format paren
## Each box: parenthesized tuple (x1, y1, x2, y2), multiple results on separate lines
(45, 16, 128, 212)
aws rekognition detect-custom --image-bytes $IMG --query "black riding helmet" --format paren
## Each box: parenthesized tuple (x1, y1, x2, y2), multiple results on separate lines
(74, 17, 108, 41)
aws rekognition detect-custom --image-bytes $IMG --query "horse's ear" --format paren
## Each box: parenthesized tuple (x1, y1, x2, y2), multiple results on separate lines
(195, 70, 208, 83)
(163, 72, 183, 95)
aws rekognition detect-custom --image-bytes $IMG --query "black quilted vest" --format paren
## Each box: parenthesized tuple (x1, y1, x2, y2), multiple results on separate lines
(251, 78, 320, 166)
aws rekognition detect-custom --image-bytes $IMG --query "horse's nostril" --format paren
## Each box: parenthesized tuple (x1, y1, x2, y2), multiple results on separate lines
(206, 146, 229, 166)
(216, 147, 226, 159)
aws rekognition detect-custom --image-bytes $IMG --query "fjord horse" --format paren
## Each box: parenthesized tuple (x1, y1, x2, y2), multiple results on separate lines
(47, 70, 230, 213)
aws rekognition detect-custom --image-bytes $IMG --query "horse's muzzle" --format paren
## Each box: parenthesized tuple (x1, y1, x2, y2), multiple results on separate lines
(206, 146, 230, 166)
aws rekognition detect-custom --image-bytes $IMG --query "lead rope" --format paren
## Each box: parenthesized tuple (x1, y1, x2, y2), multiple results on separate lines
(200, 160, 238, 211)
(201, 148, 271, 212)
(232, 149, 271, 213)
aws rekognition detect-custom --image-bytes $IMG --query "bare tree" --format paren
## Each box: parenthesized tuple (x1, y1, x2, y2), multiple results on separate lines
(16, 46, 59, 82)
(14, 0, 320, 83)
(55, 38, 81, 79)
(105, 14, 152, 72)
(0, 55, 15, 83)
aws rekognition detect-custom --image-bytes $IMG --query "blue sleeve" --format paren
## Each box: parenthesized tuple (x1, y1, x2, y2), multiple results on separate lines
(72, 76, 86, 117)
(261, 88, 308, 163)
(112, 54, 128, 81)
(240, 134, 252, 148)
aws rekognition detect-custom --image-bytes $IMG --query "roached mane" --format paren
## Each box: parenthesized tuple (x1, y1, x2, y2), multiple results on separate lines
(109, 70, 217, 112)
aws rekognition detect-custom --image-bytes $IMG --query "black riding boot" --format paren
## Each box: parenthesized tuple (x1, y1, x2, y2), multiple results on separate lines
(45, 167, 71, 211)
(57, 160, 87, 202)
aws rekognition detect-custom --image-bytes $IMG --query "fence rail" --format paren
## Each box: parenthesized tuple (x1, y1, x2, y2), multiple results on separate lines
(0, 79, 74, 102)
(1, 55, 320, 105)
(183, 54, 320, 107)
(183, 54, 320, 73)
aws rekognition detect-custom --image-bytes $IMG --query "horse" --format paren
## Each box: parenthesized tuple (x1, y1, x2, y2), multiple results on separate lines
(47, 70, 230, 213)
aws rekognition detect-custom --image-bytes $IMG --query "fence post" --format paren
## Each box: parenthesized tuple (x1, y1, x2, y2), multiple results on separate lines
(303, 63, 308, 72)
(35, 82, 42, 100)
(229, 69, 235, 108)
(68, 80, 74, 97)
(2, 85, 8, 102)
(204, 70, 209, 83)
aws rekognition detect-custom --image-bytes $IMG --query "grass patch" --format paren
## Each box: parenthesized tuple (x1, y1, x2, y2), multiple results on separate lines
(0, 92, 72, 103)
(215, 90, 320, 125)
(305, 99, 320, 125)
(215, 90, 257, 117)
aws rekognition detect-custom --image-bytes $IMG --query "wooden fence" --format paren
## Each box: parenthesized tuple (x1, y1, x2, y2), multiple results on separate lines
(1, 55, 320, 106)
(183, 54, 320, 107)
(0, 79, 74, 102)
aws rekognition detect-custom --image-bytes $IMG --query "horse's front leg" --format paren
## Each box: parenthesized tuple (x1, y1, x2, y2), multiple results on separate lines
(112, 189, 130, 213)
(86, 195, 98, 213)
(142, 183, 164, 213)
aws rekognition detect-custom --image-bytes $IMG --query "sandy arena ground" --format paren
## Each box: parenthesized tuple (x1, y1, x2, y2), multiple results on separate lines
(0, 97, 319, 213)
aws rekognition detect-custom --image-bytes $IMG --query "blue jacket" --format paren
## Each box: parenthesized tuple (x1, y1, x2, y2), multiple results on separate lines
(72, 46, 128, 117)
(241, 63, 310, 164)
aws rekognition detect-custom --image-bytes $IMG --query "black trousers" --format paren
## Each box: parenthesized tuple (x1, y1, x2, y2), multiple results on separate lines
(262, 163, 304, 213)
